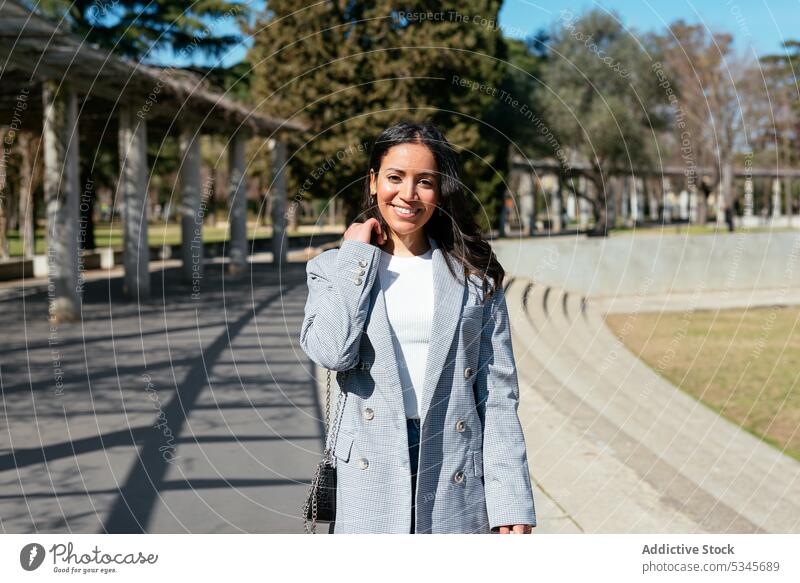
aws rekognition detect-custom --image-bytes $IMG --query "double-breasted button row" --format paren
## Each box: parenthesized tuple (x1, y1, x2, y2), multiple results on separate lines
(464, 367, 473, 379)
(363, 407, 374, 420)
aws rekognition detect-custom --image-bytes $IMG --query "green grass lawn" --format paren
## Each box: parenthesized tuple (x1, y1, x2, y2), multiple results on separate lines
(5, 223, 339, 257)
(605, 306, 800, 461)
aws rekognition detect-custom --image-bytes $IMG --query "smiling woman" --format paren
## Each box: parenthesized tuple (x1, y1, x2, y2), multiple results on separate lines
(300, 120, 536, 534)
(369, 143, 440, 251)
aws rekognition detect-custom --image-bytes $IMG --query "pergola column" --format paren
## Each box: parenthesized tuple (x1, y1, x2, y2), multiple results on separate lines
(42, 80, 80, 322)
(645, 177, 658, 221)
(662, 177, 673, 222)
(719, 160, 734, 230)
(17, 132, 36, 258)
(619, 176, 629, 226)
(270, 138, 288, 265)
(630, 176, 640, 224)
(771, 178, 782, 218)
(743, 177, 754, 218)
(180, 127, 204, 285)
(516, 170, 534, 235)
(579, 176, 591, 229)
(605, 176, 617, 227)
(118, 105, 150, 299)
(551, 174, 562, 233)
(228, 129, 249, 275)
(566, 182, 576, 223)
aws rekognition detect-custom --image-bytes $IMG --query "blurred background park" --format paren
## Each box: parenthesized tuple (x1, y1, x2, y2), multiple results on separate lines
(0, 0, 798, 534)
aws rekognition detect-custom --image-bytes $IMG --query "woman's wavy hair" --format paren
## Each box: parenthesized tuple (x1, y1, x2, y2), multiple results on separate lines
(361, 120, 504, 301)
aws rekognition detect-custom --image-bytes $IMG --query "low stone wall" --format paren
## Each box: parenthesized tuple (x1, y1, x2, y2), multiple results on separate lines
(493, 231, 800, 298)
(0, 232, 342, 282)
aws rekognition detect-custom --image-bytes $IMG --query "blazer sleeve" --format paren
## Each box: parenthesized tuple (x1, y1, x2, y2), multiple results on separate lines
(299, 239, 381, 371)
(475, 283, 537, 529)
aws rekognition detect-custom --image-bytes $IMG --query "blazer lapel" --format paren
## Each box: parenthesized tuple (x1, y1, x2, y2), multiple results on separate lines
(418, 240, 465, 423)
(364, 281, 404, 415)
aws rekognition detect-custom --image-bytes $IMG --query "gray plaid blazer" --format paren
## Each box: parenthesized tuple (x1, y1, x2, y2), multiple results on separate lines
(300, 237, 536, 533)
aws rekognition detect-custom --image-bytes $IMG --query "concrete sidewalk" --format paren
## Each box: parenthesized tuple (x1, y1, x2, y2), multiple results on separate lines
(0, 260, 323, 533)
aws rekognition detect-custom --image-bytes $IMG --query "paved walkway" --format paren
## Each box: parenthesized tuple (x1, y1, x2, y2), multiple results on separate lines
(507, 278, 800, 533)
(3, 256, 799, 534)
(0, 260, 323, 533)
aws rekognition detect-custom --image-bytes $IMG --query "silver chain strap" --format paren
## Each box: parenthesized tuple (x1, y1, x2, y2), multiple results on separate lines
(303, 369, 346, 533)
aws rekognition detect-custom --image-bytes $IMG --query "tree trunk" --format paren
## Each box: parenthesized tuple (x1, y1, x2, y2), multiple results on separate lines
(721, 160, 734, 232)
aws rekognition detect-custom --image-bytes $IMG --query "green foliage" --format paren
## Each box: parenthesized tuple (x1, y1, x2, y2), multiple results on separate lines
(29, 0, 249, 60)
(539, 9, 665, 175)
(536, 8, 666, 232)
(247, 1, 511, 229)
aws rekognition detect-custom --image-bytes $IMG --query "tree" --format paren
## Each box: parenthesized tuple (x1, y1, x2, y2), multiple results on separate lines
(247, 1, 509, 231)
(758, 41, 800, 215)
(538, 8, 666, 235)
(31, 0, 248, 61)
(653, 20, 748, 229)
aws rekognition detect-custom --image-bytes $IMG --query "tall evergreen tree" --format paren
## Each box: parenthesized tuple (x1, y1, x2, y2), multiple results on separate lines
(247, 1, 510, 230)
(31, 0, 248, 61)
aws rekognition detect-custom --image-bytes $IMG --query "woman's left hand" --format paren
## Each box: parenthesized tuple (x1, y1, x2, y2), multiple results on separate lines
(492, 524, 533, 534)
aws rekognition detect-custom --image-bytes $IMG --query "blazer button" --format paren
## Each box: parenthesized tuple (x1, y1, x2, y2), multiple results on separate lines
(464, 367, 473, 379)
(455, 420, 466, 432)
(358, 458, 369, 469)
(363, 407, 374, 420)
(453, 470, 465, 484)
(358, 259, 368, 268)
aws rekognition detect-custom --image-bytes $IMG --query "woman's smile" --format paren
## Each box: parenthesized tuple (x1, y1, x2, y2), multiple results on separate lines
(390, 203, 423, 219)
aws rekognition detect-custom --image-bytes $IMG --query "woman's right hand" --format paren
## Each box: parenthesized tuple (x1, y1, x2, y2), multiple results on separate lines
(344, 218, 385, 246)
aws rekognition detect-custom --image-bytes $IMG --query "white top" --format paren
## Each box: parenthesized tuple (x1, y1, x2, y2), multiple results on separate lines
(377, 236, 436, 420)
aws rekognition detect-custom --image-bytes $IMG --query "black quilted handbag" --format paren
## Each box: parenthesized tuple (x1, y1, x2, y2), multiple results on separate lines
(303, 369, 347, 533)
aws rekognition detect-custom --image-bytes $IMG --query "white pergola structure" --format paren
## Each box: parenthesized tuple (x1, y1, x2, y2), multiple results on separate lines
(510, 156, 800, 235)
(0, 0, 306, 322)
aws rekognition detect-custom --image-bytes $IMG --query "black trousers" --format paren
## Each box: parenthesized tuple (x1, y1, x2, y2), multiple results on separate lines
(407, 417, 421, 534)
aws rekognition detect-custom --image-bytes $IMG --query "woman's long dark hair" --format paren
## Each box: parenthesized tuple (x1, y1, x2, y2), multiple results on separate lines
(361, 120, 504, 301)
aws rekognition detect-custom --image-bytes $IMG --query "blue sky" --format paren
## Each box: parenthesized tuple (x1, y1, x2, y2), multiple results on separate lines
(148, 0, 800, 67)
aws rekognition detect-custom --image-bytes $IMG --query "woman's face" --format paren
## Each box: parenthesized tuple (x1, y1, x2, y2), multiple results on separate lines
(370, 142, 439, 238)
